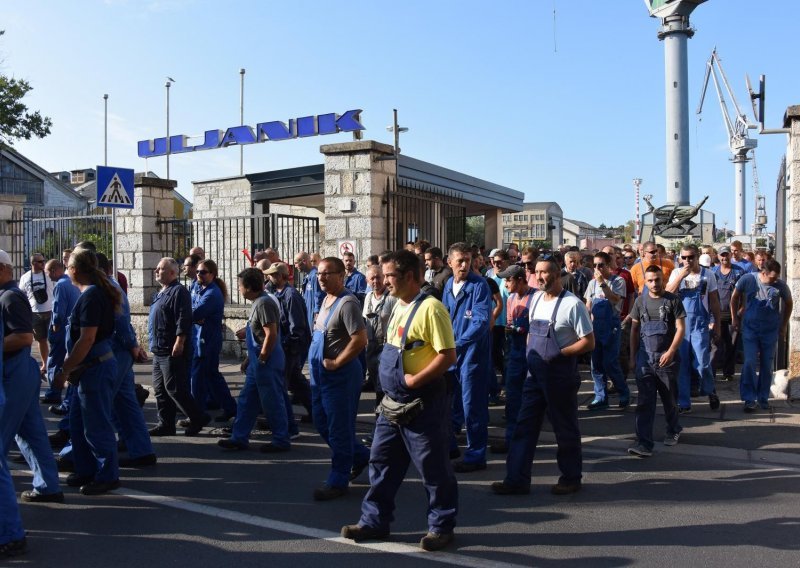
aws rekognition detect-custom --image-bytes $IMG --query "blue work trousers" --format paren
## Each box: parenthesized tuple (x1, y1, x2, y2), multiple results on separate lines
(191, 352, 237, 416)
(503, 337, 527, 445)
(450, 347, 489, 464)
(310, 360, 369, 488)
(505, 371, 582, 488)
(359, 393, 458, 534)
(2, 352, 61, 494)
(69, 356, 119, 483)
(590, 327, 630, 402)
(677, 323, 715, 409)
(112, 350, 154, 459)
(634, 351, 681, 451)
(232, 361, 291, 448)
(740, 329, 778, 405)
(0, 395, 24, 546)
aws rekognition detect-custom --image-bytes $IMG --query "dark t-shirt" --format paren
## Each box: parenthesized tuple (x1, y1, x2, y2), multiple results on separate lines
(314, 293, 365, 359)
(0, 281, 33, 338)
(69, 285, 114, 346)
(484, 276, 500, 295)
(629, 291, 686, 339)
(249, 294, 281, 345)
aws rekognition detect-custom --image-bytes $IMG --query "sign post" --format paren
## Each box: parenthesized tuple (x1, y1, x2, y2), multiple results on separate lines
(97, 166, 134, 282)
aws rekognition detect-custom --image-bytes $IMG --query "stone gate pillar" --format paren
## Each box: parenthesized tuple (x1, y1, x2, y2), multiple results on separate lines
(783, 106, 800, 378)
(320, 141, 395, 261)
(116, 177, 176, 306)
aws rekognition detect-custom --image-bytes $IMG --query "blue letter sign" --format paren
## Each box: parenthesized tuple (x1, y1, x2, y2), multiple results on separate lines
(138, 109, 364, 158)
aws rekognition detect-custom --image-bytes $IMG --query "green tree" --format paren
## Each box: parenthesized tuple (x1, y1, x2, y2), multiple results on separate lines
(464, 215, 485, 247)
(0, 31, 53, 146)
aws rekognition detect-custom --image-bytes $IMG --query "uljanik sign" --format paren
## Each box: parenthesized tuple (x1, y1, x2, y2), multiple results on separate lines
(137, 109, 365, 158)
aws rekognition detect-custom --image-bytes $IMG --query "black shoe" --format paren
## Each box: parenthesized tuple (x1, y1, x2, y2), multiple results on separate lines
(419, 532, 454, 552)
(449, 448, 461, 460)
(690, 388, 701, 398)
(148, 425, 176, 437)
(313, 484, 347, 501)
(184, 414, 212, 436)
(79, 479, 121, 496)
(40, 395, 61, 405)
(551, 482, 581, 495)
(55, 455, 74, 472)
(490, 481, 530, 495)
(361, 435, 374, 446)
(119, 454, 157, 468)
(0, 537, 26, 558)
(214, 412, 236, 423)
(176, 418, 192, 428)
(709, 394, 720, 411)
(349, 461, 369, 481)
(260, 443, 290, 454)
(49, 404, 68, 416)
(341, 524, 389, 542)
(135, 384, 150, 407)
(21, 489, 65, 503)
(586, 398, 609, 411)
(218, 438, 248, 451)
(66, 473, 93, 488)
(49, 429, 70, 449)
(453, 461, 487, 473)
(678, 407, 692, 415)
(117, 439, 127, 452)
(743, 401, 757, 413)
(489, 442, 508, 454)
(300, 414, 313, 424)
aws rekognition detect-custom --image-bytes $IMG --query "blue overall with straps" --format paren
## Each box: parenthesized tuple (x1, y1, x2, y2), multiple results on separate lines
(0, 315, 25, 547)
(231, 294, 290, 447)
(0, 284, 61, 497)
(676, 268, 715, 409)
(359, 293, 458, 535)
(505, 290, 582, 488)
(740, 275, 783, 405)
(309, 291, 369, 488)
(633, 293, 681, 451)
(588, 278, 630, 404)
(503, 289, 535, 445)
(66, 286, 120, 484)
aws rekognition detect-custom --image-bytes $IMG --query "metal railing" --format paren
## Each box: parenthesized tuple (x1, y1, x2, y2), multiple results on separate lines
(386, 177, 466, 250)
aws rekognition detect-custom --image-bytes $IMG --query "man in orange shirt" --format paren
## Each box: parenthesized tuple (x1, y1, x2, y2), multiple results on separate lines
(631, 242, 675, 295)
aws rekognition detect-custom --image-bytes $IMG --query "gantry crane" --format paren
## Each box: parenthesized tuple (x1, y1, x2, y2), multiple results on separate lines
(696, 48, 758, 235)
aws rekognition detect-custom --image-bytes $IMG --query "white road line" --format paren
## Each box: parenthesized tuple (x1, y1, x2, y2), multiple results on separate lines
(118, 487, 530, 568)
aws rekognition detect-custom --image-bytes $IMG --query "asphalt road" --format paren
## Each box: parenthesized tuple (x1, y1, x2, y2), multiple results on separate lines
(7, 364, 800, 567)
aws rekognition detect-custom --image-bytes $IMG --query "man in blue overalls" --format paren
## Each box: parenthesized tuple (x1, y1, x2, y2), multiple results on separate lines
(492, 255, 594, 496)
(585, 251, 631, 410)
(442, 242, 493, 472)
(628, 265, 685, 457)
(342, 251, 367, 305)
(491, 264, 534, 454)
(0, 250, 64, 504)
(341, 249, 458, 552)
(0, 288, 28, 557)
(666, 244, 721, 413)
(731, 259, 793, 411)
(219, 268, 290, 452)
(43, 259, 80, 410)
(711, 246, 744, 382)
(308, 257, 369, 501)
(295, 251, 325, 330)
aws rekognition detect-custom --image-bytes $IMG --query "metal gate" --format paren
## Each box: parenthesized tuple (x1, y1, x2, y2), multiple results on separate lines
(386, 178, 466, 251)
(158, 213, 319, 303)
(9, 207, 112, 271)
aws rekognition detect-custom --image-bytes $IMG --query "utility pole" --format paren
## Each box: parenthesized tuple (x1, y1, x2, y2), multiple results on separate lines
(239, 68, 245, 176)
(633, 178, 642, 243)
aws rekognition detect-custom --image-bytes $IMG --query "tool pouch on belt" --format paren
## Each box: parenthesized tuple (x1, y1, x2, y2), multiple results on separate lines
(67, 351, 114, 386)
(379, 396, 424, 426)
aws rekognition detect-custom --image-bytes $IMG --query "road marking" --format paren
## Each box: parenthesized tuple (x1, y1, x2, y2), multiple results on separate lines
(118, 487, 529, 568)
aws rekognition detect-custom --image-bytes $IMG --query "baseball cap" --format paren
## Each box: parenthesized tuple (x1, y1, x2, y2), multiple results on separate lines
(496, 265, 526, 279)
(699, 254, 712, 268)
(0, 250, 11, 265)
(264, 262, 288, 276)
(717, 246, 731, 254)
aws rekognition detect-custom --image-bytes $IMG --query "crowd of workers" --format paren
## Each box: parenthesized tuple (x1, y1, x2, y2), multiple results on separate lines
(0, 237, 792, 555)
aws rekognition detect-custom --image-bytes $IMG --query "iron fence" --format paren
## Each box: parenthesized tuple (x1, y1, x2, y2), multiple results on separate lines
(158, 213, 319, 303)
(386, 178, 466, 251)
(9, 208, 112, 272)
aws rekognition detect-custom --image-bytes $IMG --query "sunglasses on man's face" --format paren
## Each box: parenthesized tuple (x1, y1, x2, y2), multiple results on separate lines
(197, 270, 210, 275)
(680, 255, 695, 261)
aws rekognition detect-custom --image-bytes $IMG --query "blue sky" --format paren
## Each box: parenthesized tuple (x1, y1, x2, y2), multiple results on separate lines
(3, 0, 797, 231)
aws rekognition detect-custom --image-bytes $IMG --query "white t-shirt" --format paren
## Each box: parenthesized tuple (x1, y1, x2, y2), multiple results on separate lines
(19, 270, 54, 313)
(529, 290, 593, 348)
(452, 280, 466, 298)
(584, 276, 626, 317)
(667, 267, 718, 314)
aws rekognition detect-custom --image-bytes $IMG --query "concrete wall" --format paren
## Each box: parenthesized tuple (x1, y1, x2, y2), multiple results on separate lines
(783, 106, 800, 381)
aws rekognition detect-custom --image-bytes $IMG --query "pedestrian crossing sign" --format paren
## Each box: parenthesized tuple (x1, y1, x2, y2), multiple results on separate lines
(97, 166, 134, 209)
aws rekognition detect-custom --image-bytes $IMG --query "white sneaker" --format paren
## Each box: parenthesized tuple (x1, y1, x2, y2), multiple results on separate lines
(663, 432, 680, 447)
